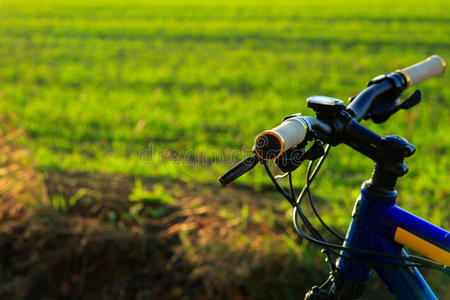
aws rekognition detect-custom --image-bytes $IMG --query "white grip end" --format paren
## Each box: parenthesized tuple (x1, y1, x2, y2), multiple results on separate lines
(254, 118, 307, 160)
(396, 55, 446, 87)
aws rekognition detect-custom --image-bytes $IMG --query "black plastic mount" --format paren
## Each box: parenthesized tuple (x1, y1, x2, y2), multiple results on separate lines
(275, 140, 325, 173)
(304, 272, 365, 300)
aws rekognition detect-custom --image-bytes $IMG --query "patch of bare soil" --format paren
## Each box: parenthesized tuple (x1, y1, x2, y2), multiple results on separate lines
(1, 154, 323, 299)
(40, 170, 321, 299)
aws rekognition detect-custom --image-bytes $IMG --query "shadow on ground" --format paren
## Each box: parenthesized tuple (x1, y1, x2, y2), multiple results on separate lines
(0, 126, 440, 299)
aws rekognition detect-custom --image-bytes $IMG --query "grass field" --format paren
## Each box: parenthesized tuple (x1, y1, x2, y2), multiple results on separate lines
(0, 0, 449, 298)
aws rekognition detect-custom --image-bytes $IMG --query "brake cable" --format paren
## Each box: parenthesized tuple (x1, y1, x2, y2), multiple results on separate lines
(264, 161, 337, 273)
(263, 152, 449, 275)
(296, 156, 449, 273)
(304, 146, 345, 241)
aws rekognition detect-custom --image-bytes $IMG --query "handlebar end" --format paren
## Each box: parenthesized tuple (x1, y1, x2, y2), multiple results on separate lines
(395, 55, 446, 88)
(254, 117, 308, 160)
(254, 131, 285, 161)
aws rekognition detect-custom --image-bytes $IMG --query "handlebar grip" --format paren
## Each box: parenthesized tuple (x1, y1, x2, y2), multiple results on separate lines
(254, 117, 307, 160)
(395, 55, 446, 88)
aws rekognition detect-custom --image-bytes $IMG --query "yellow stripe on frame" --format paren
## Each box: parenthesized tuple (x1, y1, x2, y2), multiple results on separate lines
(394, 227, 450, 266)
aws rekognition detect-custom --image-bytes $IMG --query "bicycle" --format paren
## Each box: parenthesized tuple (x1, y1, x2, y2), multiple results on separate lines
(219, 55, 449, 299)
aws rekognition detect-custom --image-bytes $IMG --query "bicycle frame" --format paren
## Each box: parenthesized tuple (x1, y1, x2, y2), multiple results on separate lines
(336, 181, 450, 299)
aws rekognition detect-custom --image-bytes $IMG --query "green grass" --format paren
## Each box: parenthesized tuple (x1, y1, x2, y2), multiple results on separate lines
(0, 0, 449, 228)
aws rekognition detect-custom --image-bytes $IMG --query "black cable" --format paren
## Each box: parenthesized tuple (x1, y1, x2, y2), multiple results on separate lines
(289, 172, 336, 273)
(318, 275, 332, 289)
(291, 168, 427, 270)
(266, 161, 401, 274)
(264, 162, 326, 243)
(264, 146, 448, 274)
(263, 161, 336, 272)
(286, 146, 445, 272)
(290, 165, 406, 273)
(288, 160, 424, 270)
(289, 157, 448, 273)
(304, 146, 345, 241)
(293, 211, 447, 272)
(263, 162, 295, 207)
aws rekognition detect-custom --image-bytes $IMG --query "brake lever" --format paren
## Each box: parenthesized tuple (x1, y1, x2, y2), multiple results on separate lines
(219, 154, 260, 186)
(368, 89, 422, 123)
(392, 89, 422, 113)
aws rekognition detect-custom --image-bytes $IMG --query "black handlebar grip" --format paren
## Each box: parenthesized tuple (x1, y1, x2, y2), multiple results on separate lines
(219, 155, 259, 186)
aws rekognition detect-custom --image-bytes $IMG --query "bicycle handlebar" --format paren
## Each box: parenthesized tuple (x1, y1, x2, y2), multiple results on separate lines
(254, 56, 446, 160)
(395, 55, 446, 88)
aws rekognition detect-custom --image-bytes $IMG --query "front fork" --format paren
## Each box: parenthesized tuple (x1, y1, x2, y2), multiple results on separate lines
(305, 181, 437, 300)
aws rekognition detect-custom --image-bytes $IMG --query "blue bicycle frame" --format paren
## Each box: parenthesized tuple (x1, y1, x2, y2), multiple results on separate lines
(337, 181, 450, 299)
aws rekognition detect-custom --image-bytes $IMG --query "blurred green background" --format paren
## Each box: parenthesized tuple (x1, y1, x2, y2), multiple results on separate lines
(0, 0, 448, 298)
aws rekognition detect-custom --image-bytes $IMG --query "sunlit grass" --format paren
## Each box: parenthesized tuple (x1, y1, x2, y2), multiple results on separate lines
(0, 0, 448, 231)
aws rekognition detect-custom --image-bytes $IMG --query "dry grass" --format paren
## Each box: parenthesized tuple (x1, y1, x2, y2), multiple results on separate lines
(0, 115, 49, 222)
